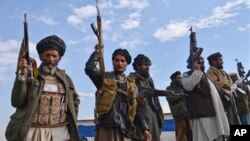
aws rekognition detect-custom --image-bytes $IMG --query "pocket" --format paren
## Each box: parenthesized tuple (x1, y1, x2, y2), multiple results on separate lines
(5, 111, 26, 140)
(102, 79, 117, 91)
(96, 79, 117, 114)
(39, 94, 51, 114)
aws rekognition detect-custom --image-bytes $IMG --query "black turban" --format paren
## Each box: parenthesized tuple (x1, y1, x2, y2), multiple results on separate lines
(36, 35, 66, 56)
(132, 54, 151, 70)
(170, 71, 181, 81)
(112, 48, 131, 64)
(207, 52, 222, 66)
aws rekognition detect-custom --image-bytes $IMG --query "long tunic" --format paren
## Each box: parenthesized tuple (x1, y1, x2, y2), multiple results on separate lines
(129, 73, 163, 141)
(182, 70, 229, 141)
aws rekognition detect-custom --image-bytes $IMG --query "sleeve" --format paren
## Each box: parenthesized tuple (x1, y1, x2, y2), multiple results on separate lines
(134, 106, 150, 133)
(67, 75, 80, 118)
(181, 70, 203, 91)
(11, 78, 28, 108)
(166, 86, 184, 103)
(84, 51, 103, 89)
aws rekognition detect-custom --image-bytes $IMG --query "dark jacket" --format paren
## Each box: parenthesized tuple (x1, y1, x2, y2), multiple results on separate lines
(166, 83, 188, 120)
(5, 67, 80, 141)
(85, 51, 148, 138)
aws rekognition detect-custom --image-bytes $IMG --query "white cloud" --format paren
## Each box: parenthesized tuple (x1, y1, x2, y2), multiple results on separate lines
(154, 0, 247, 42)
(67, 15, 83, 25)
(0, 40, 38, 85)
(37, 15, 59, 26)
(195, 0, 244, 28)
(121, 18, 140, 29)
(0, 39, 19, 52)
(153, 21, 189, 42)
(120, 11, 141, 30)
(238, 23, 250, 31)
(243, 0, 250, 8)
(115, 0, 149, 11)
(118, 37, 144, 49)
(67, 5, 96, 27)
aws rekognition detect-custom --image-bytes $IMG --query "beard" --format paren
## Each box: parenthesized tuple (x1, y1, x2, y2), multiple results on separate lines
(176, 80, 183, 87)
(217, 64, 223, 69)
(41, 63, 57, 75)
(138, 69, 150, 78)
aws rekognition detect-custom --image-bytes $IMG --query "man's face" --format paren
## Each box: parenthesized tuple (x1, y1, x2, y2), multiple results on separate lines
(174, 75, 182, 87)
(137, 61, 150, 78)
(197, 56, 205, 71)
(214, 57, 223, 69)
(112, 54, 128, 74)
(40, 50, 60, 66)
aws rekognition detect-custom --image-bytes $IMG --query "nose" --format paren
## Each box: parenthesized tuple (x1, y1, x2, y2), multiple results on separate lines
(48, 55, 54, 62)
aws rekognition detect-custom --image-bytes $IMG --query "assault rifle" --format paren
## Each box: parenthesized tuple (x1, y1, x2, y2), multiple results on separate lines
(91, 0, 105, 76)
(187, 27, 203, 69)
(235, 59, 250, 85)
(16, 14, 38, 80)
(138, 87, 185, 97)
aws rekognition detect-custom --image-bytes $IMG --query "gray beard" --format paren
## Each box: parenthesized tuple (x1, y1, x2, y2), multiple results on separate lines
(41, 64, 57, 75)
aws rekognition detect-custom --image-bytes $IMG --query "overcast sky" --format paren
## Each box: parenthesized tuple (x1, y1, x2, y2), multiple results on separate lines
(0, 0, 249, 140)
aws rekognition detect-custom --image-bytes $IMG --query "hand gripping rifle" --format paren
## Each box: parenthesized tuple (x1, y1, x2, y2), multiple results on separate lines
(235, 59, 250, 85)
(91, 0, 105, 76)
(17, 14, 38, 80)
(187, 27, 203, 69)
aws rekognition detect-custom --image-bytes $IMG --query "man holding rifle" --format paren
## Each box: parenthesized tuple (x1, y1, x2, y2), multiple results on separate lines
(181, 28, 229, 141)
(5, 34, 80, 141)
(128, 54, 164, 141)
(166, 71, 192, 141)
(207, 52, 241, 125)
(85, 49, 151, 141)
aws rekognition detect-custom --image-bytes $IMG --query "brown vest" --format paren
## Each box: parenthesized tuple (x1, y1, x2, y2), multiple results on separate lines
(185, 71, 216, 119)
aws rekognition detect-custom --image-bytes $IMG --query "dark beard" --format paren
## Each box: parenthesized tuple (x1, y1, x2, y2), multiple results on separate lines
(138, 69, 150, 78)
(217, 64, 223, 69)
(176, 81, 183, 87)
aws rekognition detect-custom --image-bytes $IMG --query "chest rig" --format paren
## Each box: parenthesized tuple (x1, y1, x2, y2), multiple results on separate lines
(32, 75, 68, 127)
(95, 74, 138, 125)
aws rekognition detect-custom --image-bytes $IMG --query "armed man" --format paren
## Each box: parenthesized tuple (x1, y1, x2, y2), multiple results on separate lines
(85, 48, 151, 141)
(5, 35, 81, 141)
(207, 52, 241, 125)
(181, 28, 229, 141)
(166, 71, 192, 141)
(128, 54, 164, 141)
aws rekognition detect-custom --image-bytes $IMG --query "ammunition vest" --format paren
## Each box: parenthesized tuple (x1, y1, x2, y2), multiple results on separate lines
(31, 75, 67, 127)
(95, 75, 138, 125)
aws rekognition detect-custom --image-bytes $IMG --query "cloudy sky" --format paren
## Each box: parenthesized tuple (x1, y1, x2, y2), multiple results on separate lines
(0, 0, 249, 140)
